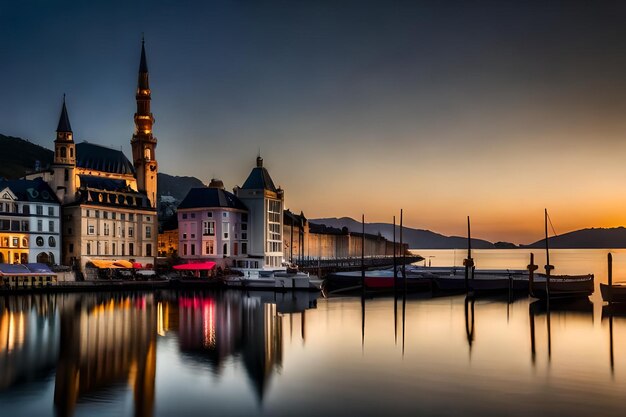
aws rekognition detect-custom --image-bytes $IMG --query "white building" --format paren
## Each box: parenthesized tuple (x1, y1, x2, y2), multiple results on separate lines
(234, 157, 284, 269)
(0, 178, 61, 264)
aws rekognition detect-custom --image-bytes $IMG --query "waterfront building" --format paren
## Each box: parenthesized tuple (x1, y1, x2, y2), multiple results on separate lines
(234, 157, 284, 269)
(0, 178, 61, 265)
(27, 40, 158, 271)
(177, 179, 249, 269)
(283, 210, 408, 260)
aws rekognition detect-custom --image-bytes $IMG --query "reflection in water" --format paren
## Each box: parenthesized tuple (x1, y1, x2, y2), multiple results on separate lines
(171, 291, 284, 402)
(54, 293, 157, 417)
(0, 295, 58, 390)
(7, 251, 626, 417)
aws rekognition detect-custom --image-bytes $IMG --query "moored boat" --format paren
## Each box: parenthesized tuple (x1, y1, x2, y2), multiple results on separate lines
(600, 253, 626, 303)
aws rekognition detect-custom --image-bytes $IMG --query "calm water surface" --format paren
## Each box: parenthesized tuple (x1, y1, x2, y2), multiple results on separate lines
(2, 249, 626, 417)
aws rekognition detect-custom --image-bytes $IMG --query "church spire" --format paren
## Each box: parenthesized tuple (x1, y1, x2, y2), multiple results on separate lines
(56, 94, 72, 134)
(131, 36, 158, 208)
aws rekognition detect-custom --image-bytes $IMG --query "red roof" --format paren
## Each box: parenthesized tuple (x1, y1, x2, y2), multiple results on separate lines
(173, 262, 217, 271)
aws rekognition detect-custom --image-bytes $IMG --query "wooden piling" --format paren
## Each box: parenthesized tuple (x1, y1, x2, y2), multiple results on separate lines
(608, 252, 613, 287)
(400, 209, 406, 294)
(528, 253, 537, 297)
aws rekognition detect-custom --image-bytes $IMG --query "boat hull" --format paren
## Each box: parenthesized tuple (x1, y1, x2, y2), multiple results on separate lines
(531, 274, 594, 299)
(600, 283, 626, 303)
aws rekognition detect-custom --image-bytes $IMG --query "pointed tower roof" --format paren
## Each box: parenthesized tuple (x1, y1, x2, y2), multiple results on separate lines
(56, 95, 72, 133)
(139, 37, 148, 73)
(241, 156, 278, 192)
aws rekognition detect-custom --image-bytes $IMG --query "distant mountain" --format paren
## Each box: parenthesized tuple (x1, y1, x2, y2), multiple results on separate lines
(311, 217, 500, 249)
(0, 134, 53, 179)
(525, 227, 626, 249)
(157, 173, 205, 202)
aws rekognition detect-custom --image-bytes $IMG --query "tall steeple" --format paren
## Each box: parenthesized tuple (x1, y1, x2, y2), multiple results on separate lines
(52, 95, 76, 203)
(131, 36, 158, 208)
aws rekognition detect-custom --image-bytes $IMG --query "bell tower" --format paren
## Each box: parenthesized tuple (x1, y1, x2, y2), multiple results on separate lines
(52, 95, 76, 203)
(131, 37, 158, 208)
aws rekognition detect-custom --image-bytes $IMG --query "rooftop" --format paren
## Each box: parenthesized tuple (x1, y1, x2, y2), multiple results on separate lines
(76, 142, 135, 175)
(178, 187, 248, 211)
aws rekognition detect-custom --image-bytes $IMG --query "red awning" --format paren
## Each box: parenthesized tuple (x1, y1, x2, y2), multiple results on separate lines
(173, 262, 217, 271)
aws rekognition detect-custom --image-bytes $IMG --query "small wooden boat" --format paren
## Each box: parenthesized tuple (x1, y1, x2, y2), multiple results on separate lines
(600, 253, 626, 303)
(528, 210, 594, 299)
(530, 274, 594, 299)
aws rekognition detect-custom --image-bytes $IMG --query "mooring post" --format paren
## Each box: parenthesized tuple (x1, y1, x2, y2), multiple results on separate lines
(527, 253, 537, 297)
(608, 252, 613, 287)
(463, 216, 474, 293)
(401, 209, 406, 295)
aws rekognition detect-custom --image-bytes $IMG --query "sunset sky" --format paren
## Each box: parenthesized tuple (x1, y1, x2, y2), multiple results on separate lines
(2, 1, 626, 244)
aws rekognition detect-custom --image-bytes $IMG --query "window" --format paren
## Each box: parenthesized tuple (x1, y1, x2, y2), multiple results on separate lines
(112, 212, 116, 220)
(205, 241, 214, 255)
(69, 243, 74, 253)
(86, 242, 91, 255)
(103, 223, 110, 236)
(112, 243, 116, 255)
(60, 147, 67, 158)
(48, 207, 54, 216)
(129, 213, 134, 221)
(207, 211, 213, 218)
(36, 236, 44, 247)
(203, 221, 215, 236)
(191, 213, 196, 219)
(103, 211, 108, 219)
(128, 226, 134, 238)
(122, 243, 125, 256)
(36, 205, 43, 215)
(242, 242, 247, 255)
(129, 243, 134, 256)
(104, 242, 108, 255)
(241, 223, 247, 231)
(182, 233, 187, 239)
(121, 213, 126, 221)
(95, 210, 100, 218)
(67, 227, 72, 235)
(191, 233, 195, 239)
(22, 205, 30, 215)
(70, 148, 73, 158)
(146, 226, 152, 239)
(223, 212, 228, 218)
(242, 213, 248, 222)
(242, 232, 247, 240)
(21, 237, 28, 248)
(37, 220, 43, 232)
(88, 224, 95, 235)
(233, 242, 238, 256)
(49, 221, 54, 232)
(191, 244, 195, 256)
(223, 243, 228, 256)
(182, 213, 188, 220)
(183, 244, 187, 256)
(21, 221, 29, 232)
(146, 216, 151, 221)
(146, 243, 152, 257)
(49, 237, 56, 247)
(223, 222, 229, 239)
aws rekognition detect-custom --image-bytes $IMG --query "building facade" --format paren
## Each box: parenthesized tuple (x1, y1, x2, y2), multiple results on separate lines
(234, 157, 284, 269)
(177, 180, 250, 269)
(0, 178, 61, 265)
(28, 40, 158, 271)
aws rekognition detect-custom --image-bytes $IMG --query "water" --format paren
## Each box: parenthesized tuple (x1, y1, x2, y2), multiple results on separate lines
(1, 249, 626, 417)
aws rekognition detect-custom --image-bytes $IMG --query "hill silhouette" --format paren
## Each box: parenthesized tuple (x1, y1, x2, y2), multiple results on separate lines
(525, 227, 626, 248)
(0, 134, 53, 179)
(311, 217, 499, 249)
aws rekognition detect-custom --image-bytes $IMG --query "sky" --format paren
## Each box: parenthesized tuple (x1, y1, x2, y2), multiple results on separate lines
(2, 0, 626, 245)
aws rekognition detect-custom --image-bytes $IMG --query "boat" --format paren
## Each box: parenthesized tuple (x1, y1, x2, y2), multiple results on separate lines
(431, 269, 529, 293)
(325, 269, 431, 293)
(600, 253, 626, 303)
(223, 269, 322, 291)
(528, 209, 594, 299)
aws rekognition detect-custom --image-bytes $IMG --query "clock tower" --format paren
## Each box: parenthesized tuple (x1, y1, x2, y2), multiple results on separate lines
(131, 37, 158, 208)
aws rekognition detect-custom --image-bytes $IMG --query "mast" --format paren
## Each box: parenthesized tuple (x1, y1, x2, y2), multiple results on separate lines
(544, 208, 550, 277)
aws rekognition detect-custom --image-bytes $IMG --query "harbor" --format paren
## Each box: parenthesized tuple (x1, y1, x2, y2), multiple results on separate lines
(1, 248, 626, 417)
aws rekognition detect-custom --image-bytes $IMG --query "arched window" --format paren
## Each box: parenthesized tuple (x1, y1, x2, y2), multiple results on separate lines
(60, 147, 67, 158)
(37, 252, 50, 264)
(49, 236, 56, 247)
(144, 147, 151, 160)
(69, 147, 74, 158)
(223, 243, 228, 256)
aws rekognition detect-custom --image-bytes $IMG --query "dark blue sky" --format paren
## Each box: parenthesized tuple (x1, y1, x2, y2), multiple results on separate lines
(3, 1, 626, 242)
